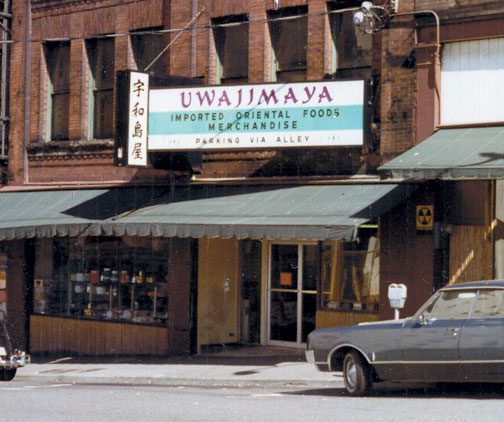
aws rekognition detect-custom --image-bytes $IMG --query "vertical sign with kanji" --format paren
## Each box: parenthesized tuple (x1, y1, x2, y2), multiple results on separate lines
(127, 72, 149, 166)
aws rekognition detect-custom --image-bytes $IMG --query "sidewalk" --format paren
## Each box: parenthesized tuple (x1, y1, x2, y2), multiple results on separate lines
(16, 345, 342, 388)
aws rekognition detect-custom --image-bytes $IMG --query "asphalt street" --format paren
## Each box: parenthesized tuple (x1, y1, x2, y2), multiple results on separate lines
(2, 380, 504, 422)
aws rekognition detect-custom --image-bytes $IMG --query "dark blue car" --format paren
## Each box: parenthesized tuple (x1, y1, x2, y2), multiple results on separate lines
(306, 280, 504, 395)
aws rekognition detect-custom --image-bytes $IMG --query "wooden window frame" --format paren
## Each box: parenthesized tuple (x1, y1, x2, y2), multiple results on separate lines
(87, 38, 115, 140)
(45, 41, 70, 141)
(213, 15, 249, 84)
(268, 6, 308, 82)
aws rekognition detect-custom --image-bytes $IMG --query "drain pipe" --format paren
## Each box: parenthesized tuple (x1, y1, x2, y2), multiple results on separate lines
(190, 0, 198, 77)
(22, 0, 32, 184)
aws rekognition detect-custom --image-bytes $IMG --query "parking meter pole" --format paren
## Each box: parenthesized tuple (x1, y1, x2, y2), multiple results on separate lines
(394, 308, 400, 320)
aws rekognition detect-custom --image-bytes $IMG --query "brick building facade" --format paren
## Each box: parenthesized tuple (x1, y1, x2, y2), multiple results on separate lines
(0, 0, 503, 356)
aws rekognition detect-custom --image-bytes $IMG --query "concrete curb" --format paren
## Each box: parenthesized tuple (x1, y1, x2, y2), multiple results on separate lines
(16, 374, 342, 389)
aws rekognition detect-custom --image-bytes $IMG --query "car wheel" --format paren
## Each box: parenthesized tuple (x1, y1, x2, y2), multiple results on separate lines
(343, 351, 371, 396)
(0, 369, 16, 381)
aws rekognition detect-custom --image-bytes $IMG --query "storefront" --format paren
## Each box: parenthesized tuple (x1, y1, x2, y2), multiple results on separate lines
(265, 231, 379, 348)
(0, 183, 410, 355)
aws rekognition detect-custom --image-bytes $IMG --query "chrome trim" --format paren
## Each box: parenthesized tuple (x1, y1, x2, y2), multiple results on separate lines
(441, 285, 504, 292)
(371, 359, 504, 365)
(305, 350, 315, 364)
(0, 351, 30, 369)
(327, 343, 372, 371)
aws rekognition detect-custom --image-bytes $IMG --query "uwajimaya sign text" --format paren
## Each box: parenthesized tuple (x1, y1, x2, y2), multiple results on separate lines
(148, 80, 364, 150)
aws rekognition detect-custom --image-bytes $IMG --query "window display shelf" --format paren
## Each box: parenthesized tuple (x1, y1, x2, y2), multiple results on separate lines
(33, 236, 171, 327)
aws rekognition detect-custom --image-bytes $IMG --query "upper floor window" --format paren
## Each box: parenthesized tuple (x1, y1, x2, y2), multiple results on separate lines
(269, 6, 307, 82)
(328, 1, 372, 79)
(213, 15, 249, 84)
(441, 38, 504, 126)
(87, 38, 115, 139)
(131, 28, 167, 75)
(45, 41, 70, 141)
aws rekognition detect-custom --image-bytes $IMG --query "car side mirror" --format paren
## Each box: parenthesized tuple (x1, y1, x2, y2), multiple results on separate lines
(417, 314, 428, 326)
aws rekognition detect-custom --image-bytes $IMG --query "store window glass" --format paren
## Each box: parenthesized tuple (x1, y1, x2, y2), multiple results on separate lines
(45, 41, 70, 140)
(213, 15, 249, 84)
(33, 237, 169, 325)
(321, 230, 380, 311)
(131, 27, 167, 75)
(328, 1, 372, 79)
(268, 6, 307, 82)
(87, 38, 115, 139)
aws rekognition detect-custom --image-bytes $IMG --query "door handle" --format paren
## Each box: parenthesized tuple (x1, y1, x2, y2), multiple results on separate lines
(445, 327, 460, 336)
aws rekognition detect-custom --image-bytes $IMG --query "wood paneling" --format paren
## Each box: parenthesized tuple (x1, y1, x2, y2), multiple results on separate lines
(316, 310, 378, 328)
(30, 315, 169, 355)
(449, 225, 493, 284)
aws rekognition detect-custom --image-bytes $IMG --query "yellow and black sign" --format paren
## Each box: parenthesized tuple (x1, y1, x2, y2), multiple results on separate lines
(416, 205, 434, 231)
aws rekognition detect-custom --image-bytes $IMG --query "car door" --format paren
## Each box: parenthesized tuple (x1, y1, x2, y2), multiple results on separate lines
(398, 289, 476, 382)
(459, 288, 504, 382)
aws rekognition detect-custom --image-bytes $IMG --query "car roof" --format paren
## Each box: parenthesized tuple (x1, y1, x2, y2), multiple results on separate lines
(441, 280, 504, 290)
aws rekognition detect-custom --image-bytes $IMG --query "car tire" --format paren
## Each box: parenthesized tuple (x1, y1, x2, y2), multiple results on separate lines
(343, 351, 371, 396)
(0, 369, 16, 381)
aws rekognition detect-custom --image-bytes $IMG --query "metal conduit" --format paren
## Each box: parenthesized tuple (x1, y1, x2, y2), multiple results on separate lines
(0, 0, 10, 161)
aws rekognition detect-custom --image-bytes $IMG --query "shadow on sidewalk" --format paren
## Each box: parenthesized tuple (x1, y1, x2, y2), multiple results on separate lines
(30, 344, 307, 367)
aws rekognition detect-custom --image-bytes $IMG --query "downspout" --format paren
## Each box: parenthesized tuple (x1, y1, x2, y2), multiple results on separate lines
(191, 0, 197, 77)
(392, 9, 441, 125)
(22, 0, 31, 184)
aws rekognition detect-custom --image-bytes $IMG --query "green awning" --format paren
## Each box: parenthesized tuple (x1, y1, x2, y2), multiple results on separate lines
(0, 184, 412, 241)
(379, 127, 504, 180)
(0, 188, 161, 240)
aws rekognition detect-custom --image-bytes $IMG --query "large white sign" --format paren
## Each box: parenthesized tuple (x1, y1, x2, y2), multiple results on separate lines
(148, 80, 364, 151)
(127, 72, 149, 165)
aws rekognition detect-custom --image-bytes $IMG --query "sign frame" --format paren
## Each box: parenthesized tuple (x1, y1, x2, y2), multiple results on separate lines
(147, 79, 366, 152)
(115, 71, 150, 167)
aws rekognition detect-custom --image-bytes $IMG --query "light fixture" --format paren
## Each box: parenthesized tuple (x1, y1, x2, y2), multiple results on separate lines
(274, 0, 279, 11)
(352, 1, 392, 34)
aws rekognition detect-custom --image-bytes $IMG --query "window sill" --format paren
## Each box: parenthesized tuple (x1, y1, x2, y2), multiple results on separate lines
(321, 302, 379, 313)
(31, 312, 167, 328)
(27, 139, 115, 159)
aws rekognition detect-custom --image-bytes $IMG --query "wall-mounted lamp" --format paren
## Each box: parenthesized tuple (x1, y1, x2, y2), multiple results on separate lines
(353, 0, 442, 128)
(353, 1, 391, 34)
(274, 0, 279, 11)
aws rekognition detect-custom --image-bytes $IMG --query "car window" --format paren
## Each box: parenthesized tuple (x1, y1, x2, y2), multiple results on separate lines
(428, 290, 476, 321)
(470, 289, 504, 319)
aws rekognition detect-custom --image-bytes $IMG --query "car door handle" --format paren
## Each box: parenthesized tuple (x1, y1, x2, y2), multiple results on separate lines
(446, 327, 460, 336)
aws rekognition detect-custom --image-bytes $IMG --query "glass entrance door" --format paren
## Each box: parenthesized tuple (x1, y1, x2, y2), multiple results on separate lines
(268, 244, 318, 346)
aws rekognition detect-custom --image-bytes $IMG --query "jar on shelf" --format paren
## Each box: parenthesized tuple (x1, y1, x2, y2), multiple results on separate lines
(101, 268, 111, 284)
(90, 270, 99, 284)
(119, 271, 129, 284)
(111, 270, 119, 284)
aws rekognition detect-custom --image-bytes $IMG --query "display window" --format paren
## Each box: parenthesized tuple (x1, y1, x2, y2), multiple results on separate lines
(33, 236, 169, 325)
(321, 229, 380, 312)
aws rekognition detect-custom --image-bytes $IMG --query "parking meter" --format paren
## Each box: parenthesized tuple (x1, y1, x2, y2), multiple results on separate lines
(388, 283, 407, 320)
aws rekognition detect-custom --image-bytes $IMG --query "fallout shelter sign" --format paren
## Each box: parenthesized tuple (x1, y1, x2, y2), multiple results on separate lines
(147, 80, 364, 151)
(416, 205, 434, 231)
